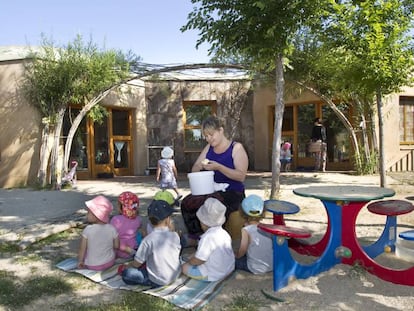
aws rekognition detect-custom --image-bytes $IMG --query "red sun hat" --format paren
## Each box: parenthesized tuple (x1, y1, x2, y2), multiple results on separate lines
(118, 191, 139, 219)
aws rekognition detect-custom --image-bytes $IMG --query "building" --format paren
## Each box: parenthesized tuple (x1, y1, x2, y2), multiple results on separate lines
(1, 46, 413, 188)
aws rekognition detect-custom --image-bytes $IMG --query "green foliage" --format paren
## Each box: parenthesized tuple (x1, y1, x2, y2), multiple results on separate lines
(354, 146, 379, 175)
(22, 34, 136, 123)
(182, 0, 331, 72)
(322, 0, 414, 96)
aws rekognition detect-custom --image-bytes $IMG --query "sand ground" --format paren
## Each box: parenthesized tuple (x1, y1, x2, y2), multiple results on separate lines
(1, 171, 414, 310)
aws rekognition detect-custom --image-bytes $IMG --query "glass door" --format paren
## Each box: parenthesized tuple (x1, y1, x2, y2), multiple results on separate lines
(112, 109, 132, 176)
(93, 114, 112, 177)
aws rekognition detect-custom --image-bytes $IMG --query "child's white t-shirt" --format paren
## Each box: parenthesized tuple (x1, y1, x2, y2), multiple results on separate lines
(134, 226, 181, 285)
(82, 223, 118, 266)
(195, 226, 235, 281)
(243, 224, 273, 274)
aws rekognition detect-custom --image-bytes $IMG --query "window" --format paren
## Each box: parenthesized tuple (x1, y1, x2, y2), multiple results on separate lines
(399, 96, 414, 143)
(183, 100, 216, 150)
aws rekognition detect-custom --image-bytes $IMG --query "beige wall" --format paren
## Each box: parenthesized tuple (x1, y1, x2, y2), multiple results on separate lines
(253, 83, 321, 171)
(101, 81, 147, 175)
(380, 86, 414, 170)
(0, 60, 42, 188)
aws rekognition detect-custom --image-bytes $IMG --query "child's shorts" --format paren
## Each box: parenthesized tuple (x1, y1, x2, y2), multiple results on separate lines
(186, 265, 208, 281)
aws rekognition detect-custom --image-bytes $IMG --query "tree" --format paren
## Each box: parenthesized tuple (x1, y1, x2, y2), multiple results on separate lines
(320, 0, 414, 186)
(182, 0, 330, 197)
(22, 35, 135, 187)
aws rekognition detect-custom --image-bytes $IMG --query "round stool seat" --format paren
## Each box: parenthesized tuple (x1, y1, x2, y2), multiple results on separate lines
(367, 200, 414, 216)
(258, 224, 311, 239)
(264, 200, 300, 215)
(399, 230, 414, 241)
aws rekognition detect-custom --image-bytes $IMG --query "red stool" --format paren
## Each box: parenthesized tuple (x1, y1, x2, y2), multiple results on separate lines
(258, 224, 312, 291)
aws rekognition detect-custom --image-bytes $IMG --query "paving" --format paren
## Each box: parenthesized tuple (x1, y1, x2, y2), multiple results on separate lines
(0, 171, 413, 249)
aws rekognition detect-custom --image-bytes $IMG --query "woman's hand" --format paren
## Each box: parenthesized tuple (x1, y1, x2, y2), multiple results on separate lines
(201, 160, 218, 171)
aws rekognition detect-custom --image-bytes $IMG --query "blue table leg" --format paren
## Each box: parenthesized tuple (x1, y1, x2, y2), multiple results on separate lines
(271, 200, 342, 291)
(363, 215, 397, 257)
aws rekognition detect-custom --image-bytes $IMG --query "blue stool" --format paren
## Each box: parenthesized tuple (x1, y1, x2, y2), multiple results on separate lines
(396, 230, 414, 262)
(399, 230, 414, 241)
(264, 200, 300, 225)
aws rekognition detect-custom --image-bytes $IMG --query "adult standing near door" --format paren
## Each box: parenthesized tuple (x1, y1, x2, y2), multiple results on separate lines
(180, 115, 249, 243)
(311, 117, 327, 172)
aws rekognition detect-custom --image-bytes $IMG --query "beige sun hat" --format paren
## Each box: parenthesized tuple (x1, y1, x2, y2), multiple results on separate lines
(196, 197, 226, 227)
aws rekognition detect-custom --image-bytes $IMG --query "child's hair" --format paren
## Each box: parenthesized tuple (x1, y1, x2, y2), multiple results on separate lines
(118, 191, 139, 219)
(85, 195, 113, 223)
(241, 194, 264, 221)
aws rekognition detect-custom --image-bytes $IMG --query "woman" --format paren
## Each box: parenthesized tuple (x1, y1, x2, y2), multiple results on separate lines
(311, 117, 327, 172)
(181, 115, 249, 243)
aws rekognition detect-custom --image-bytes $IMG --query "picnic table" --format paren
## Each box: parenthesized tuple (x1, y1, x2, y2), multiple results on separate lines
(260, 185, 414, 291)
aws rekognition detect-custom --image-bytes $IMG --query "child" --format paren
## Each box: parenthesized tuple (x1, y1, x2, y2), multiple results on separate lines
(181, 197, 235, 281)
(145, 190, 176, 235)
(280, 142, 292, 172)
(110, 191, 142, 258)
(77, 195, 119, 270)
(234, 194, 273, 274)
(119, 200, 181, 287)
(156, 146, 182, 200)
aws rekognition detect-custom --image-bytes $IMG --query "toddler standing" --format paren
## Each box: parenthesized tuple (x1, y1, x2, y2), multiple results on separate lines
(234, 194, 273, 274)
(77, 195, 119, 270)
(110, 191, 142, 258)
(156, 146, 182, 200)
(181, 198, 235, 281)
(120, 200, 181, 288)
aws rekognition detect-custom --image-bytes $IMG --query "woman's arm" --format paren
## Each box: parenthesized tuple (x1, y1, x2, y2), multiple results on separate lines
(191, 144, 210, 172)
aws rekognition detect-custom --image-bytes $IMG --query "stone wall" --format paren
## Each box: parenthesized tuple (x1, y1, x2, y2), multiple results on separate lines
(145, 79, 255, 173)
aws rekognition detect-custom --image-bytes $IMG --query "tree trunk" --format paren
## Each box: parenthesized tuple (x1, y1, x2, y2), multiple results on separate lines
(50, 107, 66, 189)
(37, 119, 52, 187)
(270, 54, 285, 199)
(376, 89, 387, 187)
(63, 90, 113, 172)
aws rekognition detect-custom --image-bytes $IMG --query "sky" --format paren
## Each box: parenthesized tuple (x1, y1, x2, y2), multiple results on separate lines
(0, 0, 211, 65)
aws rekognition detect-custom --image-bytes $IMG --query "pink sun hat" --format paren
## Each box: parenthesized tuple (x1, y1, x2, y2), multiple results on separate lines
(85, 195, 113, 223)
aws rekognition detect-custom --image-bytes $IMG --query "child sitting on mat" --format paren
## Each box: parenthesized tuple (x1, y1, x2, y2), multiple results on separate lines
(77, 195, 119, 270)
(110, 191, 142, 258)
(234, 194, 273, 274)
(119, 200, 181, 288)
(181, 197, 235, 281)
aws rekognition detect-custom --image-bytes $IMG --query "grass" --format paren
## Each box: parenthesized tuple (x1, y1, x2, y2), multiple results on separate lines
(0, 270, 73, 308)
(0, 242, 20, 253)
